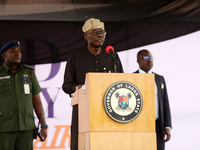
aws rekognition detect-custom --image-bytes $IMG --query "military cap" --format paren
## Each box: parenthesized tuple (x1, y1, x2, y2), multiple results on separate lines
(82, 18, 104, 33)
(0, 40, 21, 54)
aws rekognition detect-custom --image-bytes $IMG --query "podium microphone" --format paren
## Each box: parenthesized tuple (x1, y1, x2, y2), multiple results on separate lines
(106, 46, 117, 73)
(106, 46, 116, 59)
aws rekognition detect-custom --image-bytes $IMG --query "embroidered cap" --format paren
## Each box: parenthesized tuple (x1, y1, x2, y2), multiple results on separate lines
(82, 18, 105, 33)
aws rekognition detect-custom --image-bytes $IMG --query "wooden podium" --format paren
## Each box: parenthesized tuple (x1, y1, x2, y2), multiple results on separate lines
(71, 73, 157, 150)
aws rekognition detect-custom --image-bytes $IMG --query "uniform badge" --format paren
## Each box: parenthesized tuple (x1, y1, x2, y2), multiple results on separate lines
(23, 74, 30, 94)
(23, 74, 28, 83)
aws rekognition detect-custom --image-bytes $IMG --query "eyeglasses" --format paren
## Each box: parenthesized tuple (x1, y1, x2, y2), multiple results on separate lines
(142, 56, 154, 60)
(88, 30, 107, 36)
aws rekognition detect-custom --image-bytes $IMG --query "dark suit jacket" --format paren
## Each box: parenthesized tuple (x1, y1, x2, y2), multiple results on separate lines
(134, 70, 172, 136)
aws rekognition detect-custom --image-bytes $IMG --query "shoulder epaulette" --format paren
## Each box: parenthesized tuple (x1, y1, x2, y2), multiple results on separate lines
(23, 64, 35, 70)
(0, 66, 3, 70)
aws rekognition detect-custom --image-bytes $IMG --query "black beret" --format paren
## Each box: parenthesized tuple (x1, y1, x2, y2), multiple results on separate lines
(0, 40, 21, 54)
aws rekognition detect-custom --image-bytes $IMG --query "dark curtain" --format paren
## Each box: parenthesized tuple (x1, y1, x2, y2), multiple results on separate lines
(0, 21, 200, 65)
(0, 0, 200, 65)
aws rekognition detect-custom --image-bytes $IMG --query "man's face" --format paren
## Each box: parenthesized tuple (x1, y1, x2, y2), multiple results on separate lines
(3, 46, 22, 65)
(137, 50, 153, 73)
(84, 28, 106, 48)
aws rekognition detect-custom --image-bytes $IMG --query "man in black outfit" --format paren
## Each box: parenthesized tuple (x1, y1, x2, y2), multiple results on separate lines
(134, 49, 172, 150)
(62, 18, 123, 150)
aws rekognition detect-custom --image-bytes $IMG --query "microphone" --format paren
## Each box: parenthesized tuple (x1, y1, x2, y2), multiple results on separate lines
(106, 46, 117, 72)
(106, 46, 116, 58)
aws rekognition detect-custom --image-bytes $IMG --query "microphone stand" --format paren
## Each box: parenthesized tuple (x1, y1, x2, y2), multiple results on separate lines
(112, 61, 117, 73)
(109, 50, 117, 73)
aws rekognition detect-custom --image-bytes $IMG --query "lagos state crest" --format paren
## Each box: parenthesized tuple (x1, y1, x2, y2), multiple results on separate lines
(104, 81, 143, 123)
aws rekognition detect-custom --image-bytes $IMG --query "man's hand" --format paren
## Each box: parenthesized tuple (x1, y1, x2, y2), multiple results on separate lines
(32, 94, 47, 141)
(77, 85, 82, 89)
(163, 128, 171, 142)
(40, 128, 47, 141)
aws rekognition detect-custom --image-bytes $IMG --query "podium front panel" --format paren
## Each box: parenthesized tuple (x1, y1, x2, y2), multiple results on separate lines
(78, 73, 155, 133)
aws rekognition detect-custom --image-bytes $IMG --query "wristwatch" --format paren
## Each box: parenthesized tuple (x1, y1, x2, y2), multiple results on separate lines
(41, 124, 48, 129)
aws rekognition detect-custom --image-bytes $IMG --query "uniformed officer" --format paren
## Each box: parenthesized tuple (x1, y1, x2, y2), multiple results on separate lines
(0, 40, 47, 149)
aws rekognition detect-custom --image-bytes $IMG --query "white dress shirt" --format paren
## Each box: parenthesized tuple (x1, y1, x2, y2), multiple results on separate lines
(138, 68, 159, 120)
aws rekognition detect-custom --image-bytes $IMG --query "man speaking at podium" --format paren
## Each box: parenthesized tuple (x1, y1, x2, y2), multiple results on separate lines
(134, 49, 172, 150)
(62, 18, 123, 150)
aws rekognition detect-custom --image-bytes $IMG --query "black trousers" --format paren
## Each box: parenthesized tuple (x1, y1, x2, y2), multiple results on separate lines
(156, 119, 165, 150)
(70, 105, 78, 150)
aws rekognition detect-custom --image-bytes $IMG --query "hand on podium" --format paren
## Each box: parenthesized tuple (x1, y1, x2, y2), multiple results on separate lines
(76, 85, 83, 91)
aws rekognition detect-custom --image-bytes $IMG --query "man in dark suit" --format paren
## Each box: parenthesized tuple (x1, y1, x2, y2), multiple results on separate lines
(134, 49, 172, 150)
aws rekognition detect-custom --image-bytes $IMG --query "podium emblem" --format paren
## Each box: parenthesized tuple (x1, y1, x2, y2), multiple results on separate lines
(116, 93, 132, 111)
(104, 81, 143, 123)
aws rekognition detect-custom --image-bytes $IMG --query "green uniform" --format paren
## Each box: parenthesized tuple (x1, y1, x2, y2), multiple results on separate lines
(0, 62, 42, 149)
(0, 63, 42, 150)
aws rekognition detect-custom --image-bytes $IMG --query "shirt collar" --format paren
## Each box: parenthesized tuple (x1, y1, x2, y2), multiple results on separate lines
(3, 62, 21, 73)
(138, 68, 152, 74)
(85, 47, 104, 56)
